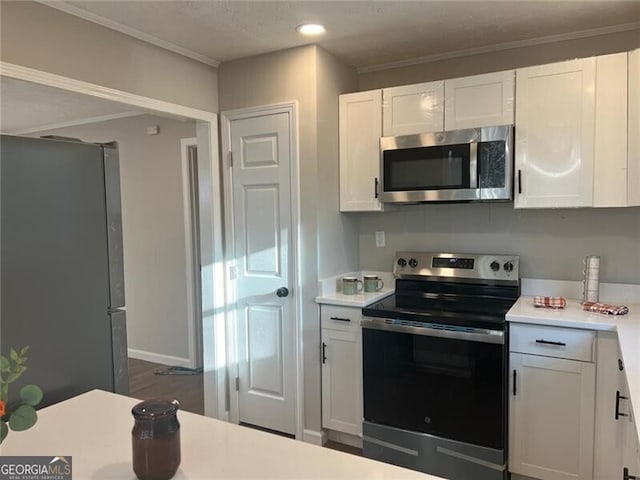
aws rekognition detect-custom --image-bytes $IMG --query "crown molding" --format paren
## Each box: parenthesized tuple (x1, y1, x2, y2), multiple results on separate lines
(6, 112, 146, 135)
(36, 1, 220, 68)
(0, 61, 218, 122)
(358, 21, 640, 74)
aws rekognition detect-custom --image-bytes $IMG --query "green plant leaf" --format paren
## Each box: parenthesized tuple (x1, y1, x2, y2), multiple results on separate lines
(5, 366, 27, 384)
(20, 346, 29, 357)
(20, 385, 43, 406)
(0, 356, 9, 372)
(9, 405, 37, 431)
(0, 421, 7, 443)
(10, 349, 18, 361)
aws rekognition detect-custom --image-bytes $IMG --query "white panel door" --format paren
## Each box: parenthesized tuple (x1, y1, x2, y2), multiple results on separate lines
(509, 353, 596, 480)
(444, 70, 515, 130)
(515, 58, 596, 208)
(321, 327, 362, 436)
(382, 81, 444, 136)
(339, 90, 384, 212)
(231, 111, 295, 435)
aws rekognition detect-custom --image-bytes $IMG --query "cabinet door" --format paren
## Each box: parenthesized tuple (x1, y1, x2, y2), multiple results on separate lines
(621, 370, 640, 478)
(444, 70, 515, 130)
(594, 52, 628, 207)
(628, 49, 640, 206)
(382, 81, 444, 136)
(339, 90, 384, 212)
(515, 58, 596, 208)
(594, 332, 625, 480)
(509, 353, 595, 480)
(321, 328, 362, 436)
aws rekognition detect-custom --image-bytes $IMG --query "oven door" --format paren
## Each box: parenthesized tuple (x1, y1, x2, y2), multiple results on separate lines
(361, 318, 506, 450)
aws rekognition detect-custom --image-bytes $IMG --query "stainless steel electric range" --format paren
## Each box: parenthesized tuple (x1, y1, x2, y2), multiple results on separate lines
(361, 252, 520, 480)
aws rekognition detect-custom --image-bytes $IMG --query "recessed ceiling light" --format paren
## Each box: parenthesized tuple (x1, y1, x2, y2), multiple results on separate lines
(296, 23, 326, 36)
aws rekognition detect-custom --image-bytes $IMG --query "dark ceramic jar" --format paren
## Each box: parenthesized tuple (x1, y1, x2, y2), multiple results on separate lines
(131, 399, 181, 480)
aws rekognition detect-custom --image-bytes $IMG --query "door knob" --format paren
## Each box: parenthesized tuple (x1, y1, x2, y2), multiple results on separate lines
(276, 287, 289, 298)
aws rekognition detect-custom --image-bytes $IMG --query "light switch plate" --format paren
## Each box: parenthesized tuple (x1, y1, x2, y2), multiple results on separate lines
(375, 231, 385, 247)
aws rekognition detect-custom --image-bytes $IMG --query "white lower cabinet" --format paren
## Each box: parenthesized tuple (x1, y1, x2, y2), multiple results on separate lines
(320, 305, 362, 437)
(594, 331, 640, 480)
(509, 324, 596, 480)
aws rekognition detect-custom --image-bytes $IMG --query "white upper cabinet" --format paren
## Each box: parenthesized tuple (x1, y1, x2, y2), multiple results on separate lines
(628, 49, 640, 206)
(382, 81, 444, 136)
(339, 90, 384, 212)
(515, 58, 596, 208)
(594, 52, 628, 207)
(444, 70, 515, 130)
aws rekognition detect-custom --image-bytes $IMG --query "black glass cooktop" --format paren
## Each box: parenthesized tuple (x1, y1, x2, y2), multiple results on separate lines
(362, 279, 519, 330)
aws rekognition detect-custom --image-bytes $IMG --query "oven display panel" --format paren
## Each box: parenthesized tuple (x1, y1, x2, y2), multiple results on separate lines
(432, 257, 474, 269)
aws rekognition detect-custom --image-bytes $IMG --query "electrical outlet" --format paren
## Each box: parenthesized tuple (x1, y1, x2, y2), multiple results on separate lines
(375, 231, 385, 247)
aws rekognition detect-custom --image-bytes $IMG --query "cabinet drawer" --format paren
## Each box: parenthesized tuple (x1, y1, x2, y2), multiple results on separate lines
(321, 305, 361, 331)
(510, 323, 595, 362)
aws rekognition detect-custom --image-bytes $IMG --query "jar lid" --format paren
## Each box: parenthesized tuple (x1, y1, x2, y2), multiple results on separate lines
(132, 399, 180, 419)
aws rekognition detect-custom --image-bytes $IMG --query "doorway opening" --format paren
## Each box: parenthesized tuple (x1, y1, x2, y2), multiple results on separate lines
(0, 61, 227, 420)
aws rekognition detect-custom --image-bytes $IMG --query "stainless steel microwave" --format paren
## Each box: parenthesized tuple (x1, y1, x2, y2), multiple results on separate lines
(379, 125, 513, 203)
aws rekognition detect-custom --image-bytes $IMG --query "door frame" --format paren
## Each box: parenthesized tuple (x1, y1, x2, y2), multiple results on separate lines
(0, 61, 227, 419)
(180, 137, 203, 370)
(220, 102, 304, 440)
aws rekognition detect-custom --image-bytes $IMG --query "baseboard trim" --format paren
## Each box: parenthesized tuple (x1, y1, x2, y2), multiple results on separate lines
(128, 348, 191, 368)
(327, 430, 363, 449)
(302, 429, 327, 446)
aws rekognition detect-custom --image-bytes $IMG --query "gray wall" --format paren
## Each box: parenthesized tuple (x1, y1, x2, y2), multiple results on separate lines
(316, 47, 360, 279)
(358, 31, 640, 285)
(360, 29, 640, 90)
(33, 114, 197, 363)
(359, 204, 640, 284)
(219, 45, 359, 433)
(0, 1, 218, 112)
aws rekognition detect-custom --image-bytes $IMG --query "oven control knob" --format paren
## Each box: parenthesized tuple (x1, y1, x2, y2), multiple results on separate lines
(397, 258, 407, 267)
(490, 261, 500, 272)
(408, 258, 418, 268)
(503, 261, 514, 272)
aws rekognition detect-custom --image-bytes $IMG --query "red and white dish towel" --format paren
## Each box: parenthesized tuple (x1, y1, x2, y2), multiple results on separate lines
(533, 296, 566, 309)
(582, 301, 629, 315)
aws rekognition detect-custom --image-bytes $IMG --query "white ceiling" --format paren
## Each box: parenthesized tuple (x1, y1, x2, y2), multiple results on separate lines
(0, 77, 140, 133)
(45, 0, 640, 71)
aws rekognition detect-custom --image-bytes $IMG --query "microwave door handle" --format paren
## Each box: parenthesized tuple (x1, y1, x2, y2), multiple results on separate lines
(469, 142, 478, 189)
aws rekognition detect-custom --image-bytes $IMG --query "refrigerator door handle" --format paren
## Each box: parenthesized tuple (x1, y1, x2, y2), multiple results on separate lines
(110, 309, 130, 395)
(103, 143, 126, 309)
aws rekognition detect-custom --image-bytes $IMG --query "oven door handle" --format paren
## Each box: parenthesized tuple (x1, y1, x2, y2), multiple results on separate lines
(361, 318, 504, 344)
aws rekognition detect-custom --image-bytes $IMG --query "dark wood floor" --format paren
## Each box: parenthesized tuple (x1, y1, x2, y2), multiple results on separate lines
(128, 358, 204, 415)
(325, 440, 363, 456)
(128, 358, 362, 457)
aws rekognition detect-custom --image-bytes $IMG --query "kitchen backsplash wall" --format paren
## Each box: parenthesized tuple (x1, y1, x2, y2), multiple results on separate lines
(358, 203, 640, 285)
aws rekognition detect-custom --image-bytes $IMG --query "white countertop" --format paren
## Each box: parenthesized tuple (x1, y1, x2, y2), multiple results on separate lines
(316, 270, 395, 307)
(507, 296, 640, 444)
(0, 389, 440, 479)
(316, 288, 395, 307)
